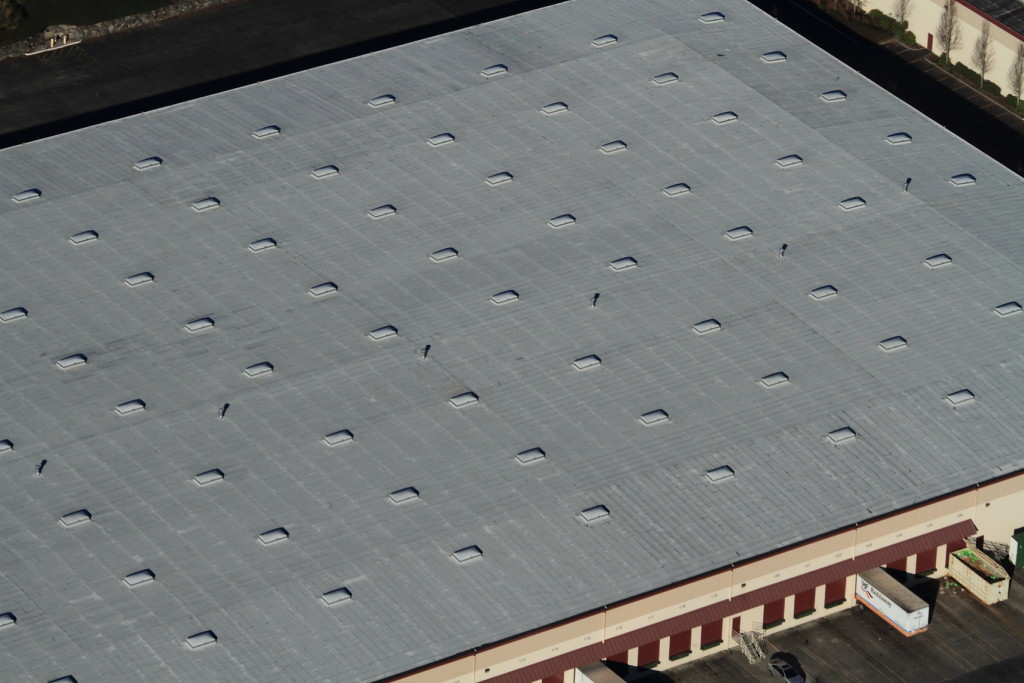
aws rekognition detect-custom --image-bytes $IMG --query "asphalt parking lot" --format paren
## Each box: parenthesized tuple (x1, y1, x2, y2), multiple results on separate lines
(662, 577, 1024, 683)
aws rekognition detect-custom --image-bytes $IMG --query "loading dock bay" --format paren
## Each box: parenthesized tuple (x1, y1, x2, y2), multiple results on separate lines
(665, 578, 1024, 682)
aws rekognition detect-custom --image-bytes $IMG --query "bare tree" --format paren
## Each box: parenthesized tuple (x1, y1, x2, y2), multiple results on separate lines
(935, 0, 963, 65)
(971, 22, 996, 86)
(1009, 44, 1024, 112)
(893, 0, 913, 33)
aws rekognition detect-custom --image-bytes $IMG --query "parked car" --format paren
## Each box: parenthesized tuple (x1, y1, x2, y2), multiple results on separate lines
(768, 657, 806, 683)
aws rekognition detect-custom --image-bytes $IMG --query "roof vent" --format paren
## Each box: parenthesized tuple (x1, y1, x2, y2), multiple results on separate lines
(490, 290, 519, 305)
(885, 132, 912, 145)
(946, 389, 975, 406)
(321, 587, 353, 605)
(123, 569, 156, 587)
(711, 111, 738, 124)
(323, 430, 354, 447)
(994, 301, 1021, 317)
(725, 226, 753, 241)
(368, 94, 396, 108)
(481, 64, 508, 77)
(651, 72, 679, 85)
(450, 391, 479, 408)
(368, 204, 397, 219)
(114, 399, 146, 415)
(949, 173, 976, 186)
(452, 545, 483, 563)
(541, 102, 568, 115)
(311, 165, 339, 179)
(69, 230, 99, 245)
(48, 677, 77, 683)
(599, 140, 627, 154)
(839, 197, 866, 210)
(243, 361, 274, 377)
(485, 171, 514, 186)
(388, 487, 420, 504)
(60, 509, 92, 527)
(429, 247, 459, 262)
(0, 440, 12, 453)
(826, 426, 856, 444)
(191, 197, 220, 212)
(258, 527, 289, 545)
(809, 285, 838, 300)
(515, 447, 546, 464)
(248, 237, 277, 252)
(579, 505, 611, 523)
(878, 336, 908, 352)
(760, 51, 787, 62)
(776, 154, 803, 168)
(547, 214, 576, 228)
(184, 317, 215, 333)
(0, 612, 15, 628)
(368, 325, 398, 340)
(56, 354, 87, 370)
(12, 189, 41, 203)
(663, 183, 691, 197)
(758, 372, 790, 388)
(252, 125, 281, 139)
(186, 631, 217, 649)
(699, 11, 725, 23)
(591, 34, 618, 47)
(193, 468, 225, 485)
(609, 257, 638, 271)
(0, 307, 28, 322)
(924, 253, 952, 269)
(639, 409, 669, 425)
(133, 156, 163, 170)
(124, 272, 155, 287)
(693, 319, 721, 335)
(572, 354, 602, 370)
(427, 133, 455, 146)
(308, 281, 338, 297)
(705, 465, 735, 483)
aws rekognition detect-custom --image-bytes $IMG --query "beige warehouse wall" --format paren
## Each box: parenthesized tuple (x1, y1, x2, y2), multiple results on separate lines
(861, 0, 1024, 95)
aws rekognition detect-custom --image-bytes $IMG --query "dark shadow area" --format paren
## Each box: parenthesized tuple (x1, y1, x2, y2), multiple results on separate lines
(604, 661, 676, 682)
(744, 0, 1024, 176)
(0, 0, 564, 149)
(885, 568, 941, 621)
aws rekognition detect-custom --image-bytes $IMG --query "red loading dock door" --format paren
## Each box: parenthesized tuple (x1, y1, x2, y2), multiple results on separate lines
(825, 579, 846, 605)
(887, 556, 908, 572)
(605, 651, 629, 665)
(700, 619, 723, 647)
(916, 547, 937, 574)
(763, 598, 785, 626)
(541, 677, 562, 683)
(668, 629, 691, 658)
(794, 588, 815, 617)
(637, 641, 659, 667)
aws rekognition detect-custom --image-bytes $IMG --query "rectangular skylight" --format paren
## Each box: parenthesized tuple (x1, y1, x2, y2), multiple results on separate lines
(705, 465, 735, 483)
(193, 469, 225, 485)
(809, 285, 838, 300)
(186, 631, 217, 649)
(123, 569, 156, 587)
(579, 505, 610, 523)
(692, 319, 721, 335)
(251, 125, 281, 139)
(515, 447, 546, 464)
(69, 230, 99, 244)
(368, 204, 397, 219)
(0, 307, 28, 322)
(651, 72, 678, 85)
(449, 392, 479, 408)
(945, 389, 975, 405)
(547, 214, 576, 228)
(639, 409, 669, 425)
(452, 545, 483, 562)
(323, 430, 354, 446)
(258, 527, 289, 544)
(608, 257, 637, 271)
(826, 427, 856, 444)
(758, 372, 790, 388)
(388, 487, 419, 504)
(191, 197, 220, 212)
(321, 587, 353, 605)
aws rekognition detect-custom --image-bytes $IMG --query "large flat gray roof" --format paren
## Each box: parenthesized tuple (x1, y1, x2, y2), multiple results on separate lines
(1, 1, 1023, 681)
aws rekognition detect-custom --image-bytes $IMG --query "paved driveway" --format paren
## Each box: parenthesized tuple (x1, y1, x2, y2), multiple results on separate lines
(665, 578, 1024, 683)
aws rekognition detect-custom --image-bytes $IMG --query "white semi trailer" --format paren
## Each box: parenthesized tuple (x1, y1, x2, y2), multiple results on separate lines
(855, 567, 929, 636)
